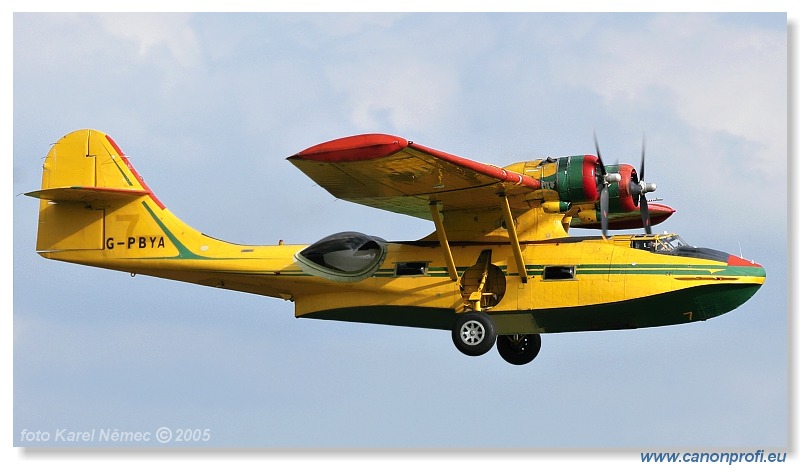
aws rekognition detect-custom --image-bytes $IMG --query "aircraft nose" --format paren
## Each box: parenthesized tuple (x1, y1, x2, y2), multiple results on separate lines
(726, 254, 766, 277)
(690, 255, 765, 320)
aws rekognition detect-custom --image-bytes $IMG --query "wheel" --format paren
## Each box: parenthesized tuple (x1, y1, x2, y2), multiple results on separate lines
(496, 334, 541, 365)
(452, 312, 497, 357)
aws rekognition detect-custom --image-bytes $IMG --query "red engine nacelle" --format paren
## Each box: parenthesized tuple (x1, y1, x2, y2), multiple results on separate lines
(605, 162, 639, 213)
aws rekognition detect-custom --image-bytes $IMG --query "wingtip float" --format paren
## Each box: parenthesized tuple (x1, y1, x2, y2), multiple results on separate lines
(27, 129, 765, 365)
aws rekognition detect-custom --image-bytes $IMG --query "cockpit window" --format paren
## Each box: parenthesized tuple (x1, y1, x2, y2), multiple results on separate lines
(658, 235, 688, 251)
(631, 235, 688, 253)
(295, 231, 387, 282)
(630, 234, 730, 262)
(631, 239, 656, 251)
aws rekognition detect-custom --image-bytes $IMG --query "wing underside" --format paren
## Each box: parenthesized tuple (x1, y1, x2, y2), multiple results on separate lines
(289, 134, 673, 242)
(288, 134, 540, 231)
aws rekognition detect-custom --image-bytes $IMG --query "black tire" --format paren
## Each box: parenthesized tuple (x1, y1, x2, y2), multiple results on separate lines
(496, 334, 541, 365)
(452, 312, 497, 357)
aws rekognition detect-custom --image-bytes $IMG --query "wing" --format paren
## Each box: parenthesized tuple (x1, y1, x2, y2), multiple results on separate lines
(288, 134, 541, 240)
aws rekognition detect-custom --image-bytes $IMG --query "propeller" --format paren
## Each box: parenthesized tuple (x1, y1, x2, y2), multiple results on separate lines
(593, 132, 621, 239)
(629, 135, 657, 234)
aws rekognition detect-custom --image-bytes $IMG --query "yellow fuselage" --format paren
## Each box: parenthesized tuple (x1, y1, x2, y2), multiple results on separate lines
(40, 202, 765, 335)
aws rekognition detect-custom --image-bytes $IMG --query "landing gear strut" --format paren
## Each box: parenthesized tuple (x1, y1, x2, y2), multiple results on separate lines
(496, 334, 541, 365)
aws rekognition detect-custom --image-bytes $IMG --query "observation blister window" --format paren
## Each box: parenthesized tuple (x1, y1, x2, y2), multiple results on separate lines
(295, 231, 387, 282)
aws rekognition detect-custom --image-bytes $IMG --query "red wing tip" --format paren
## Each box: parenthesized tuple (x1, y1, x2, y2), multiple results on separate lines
(291, 134, 409, 162)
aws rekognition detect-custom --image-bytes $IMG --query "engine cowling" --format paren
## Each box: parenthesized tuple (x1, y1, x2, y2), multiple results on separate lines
(531, 156, 640, 211)
(553, 154, 600, 204)
(519, 154, 673, 230)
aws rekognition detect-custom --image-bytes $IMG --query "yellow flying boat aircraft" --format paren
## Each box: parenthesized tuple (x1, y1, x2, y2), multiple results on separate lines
(26, 129, 765, 365)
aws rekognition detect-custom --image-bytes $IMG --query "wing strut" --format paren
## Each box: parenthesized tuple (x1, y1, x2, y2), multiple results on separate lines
(428, 201, 459, 282)
(499, 194, 529, 284)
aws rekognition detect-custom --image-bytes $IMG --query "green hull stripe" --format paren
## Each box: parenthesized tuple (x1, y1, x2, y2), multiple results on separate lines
(423, 264, 764, 279)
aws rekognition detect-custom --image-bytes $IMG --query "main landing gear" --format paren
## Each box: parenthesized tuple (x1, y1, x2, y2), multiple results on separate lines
(496, 333, 542, 365)
(451, 249, 541, 365)
(451, 311, 542, 365)
(452, 312, 497, 356)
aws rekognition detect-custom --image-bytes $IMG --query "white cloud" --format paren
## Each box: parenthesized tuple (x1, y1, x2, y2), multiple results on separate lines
(291, 13, 403, 39)
(95, 13, 202, 68)
(561, 15, 785, 172)
(328, 59, 461, 132)
(543, 14, 786, 240)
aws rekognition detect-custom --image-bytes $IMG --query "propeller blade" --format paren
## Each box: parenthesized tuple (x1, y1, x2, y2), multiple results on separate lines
(639, 133, 646, 182)
(593, 131, 606, 176)
(600, 186, 609, 238)
(640, 195, 651, 234)
(631, 133, 649, 210)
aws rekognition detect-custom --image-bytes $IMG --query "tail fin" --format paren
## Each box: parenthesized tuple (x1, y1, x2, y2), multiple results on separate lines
(26, 129, 185, 260)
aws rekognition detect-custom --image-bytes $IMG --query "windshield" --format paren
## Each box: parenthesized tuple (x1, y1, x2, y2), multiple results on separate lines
(655, 235, 688, 252)
(631, 235, 688, 253)
(629, 234, 731, 262)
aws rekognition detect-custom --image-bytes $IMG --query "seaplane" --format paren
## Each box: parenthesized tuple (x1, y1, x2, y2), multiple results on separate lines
(26, 129, 766, 365)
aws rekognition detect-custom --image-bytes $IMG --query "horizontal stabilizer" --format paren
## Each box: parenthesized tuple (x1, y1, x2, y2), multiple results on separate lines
(25, 186, 150, 203)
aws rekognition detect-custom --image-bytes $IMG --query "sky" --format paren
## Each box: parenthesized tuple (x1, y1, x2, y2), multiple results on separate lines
(7, 5, 792, 464)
